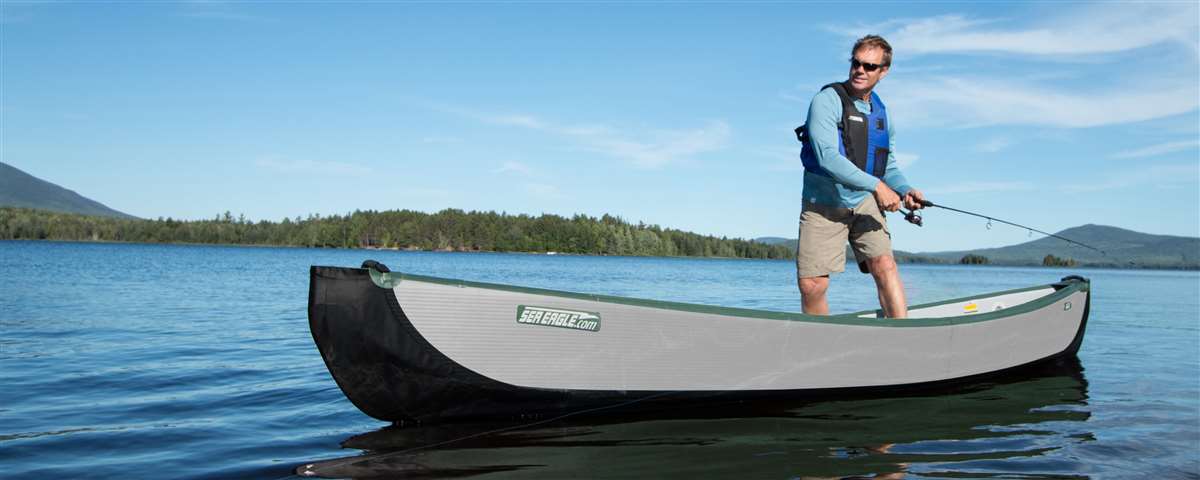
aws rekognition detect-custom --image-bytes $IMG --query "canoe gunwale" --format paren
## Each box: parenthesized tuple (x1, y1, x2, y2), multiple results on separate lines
(367, 268, 1088, 327)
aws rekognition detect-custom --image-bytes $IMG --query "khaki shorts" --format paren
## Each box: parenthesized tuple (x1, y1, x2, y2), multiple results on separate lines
(796, 197, 893, 278)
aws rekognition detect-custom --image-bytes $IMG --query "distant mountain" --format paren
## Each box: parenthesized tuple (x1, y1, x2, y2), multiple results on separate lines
(765, 224, 1199, 269)
(913, 224, 1199, 269)
(0, 162, 136, 219)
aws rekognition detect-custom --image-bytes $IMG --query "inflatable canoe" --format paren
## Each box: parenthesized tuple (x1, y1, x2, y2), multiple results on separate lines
(308, 261, 1090, 422)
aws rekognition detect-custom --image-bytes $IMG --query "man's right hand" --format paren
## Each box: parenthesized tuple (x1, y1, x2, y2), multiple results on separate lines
(874, 182, 901, 212)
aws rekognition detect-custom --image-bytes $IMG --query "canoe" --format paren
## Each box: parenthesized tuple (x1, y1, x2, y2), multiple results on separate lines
(307, 260, 1090, 422)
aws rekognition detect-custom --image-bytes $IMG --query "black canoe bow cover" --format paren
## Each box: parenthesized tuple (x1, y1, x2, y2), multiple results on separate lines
(308, 266, 583, 422)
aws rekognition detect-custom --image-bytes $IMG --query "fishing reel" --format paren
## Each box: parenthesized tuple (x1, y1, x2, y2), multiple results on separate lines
(901, 208, 923, 227)
(900, 199, 932, 226)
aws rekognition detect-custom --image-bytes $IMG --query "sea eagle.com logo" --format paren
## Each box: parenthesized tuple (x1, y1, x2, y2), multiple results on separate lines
(516, 306, 601, 332)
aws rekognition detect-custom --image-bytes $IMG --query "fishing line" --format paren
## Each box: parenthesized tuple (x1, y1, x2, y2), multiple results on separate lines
(900, 199, 1106, 255)
(296, 390, 681, 477)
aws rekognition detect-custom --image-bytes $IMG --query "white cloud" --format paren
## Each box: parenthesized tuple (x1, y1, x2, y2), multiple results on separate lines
(430, 103, 730, 169)
(825, 7, 1200, 130)
(484, 162, 563, 199)
(750, 146, 803, 172)
(580, 121, 731, 169)
(785, 71, 1197, 131)
(870, 5, 1198, 56)
(885, 76, 1199, 128)
(1111, 140, 1200, 159)
(974, 137, 1012, 153)
(495, 161, 535, 176)
(488, 114, 545, 129)
(895, 153, 918, 169)
(925, 181, 1034, 195)
(1063, 163, 1199, 193)
(255, 157, 372, 176)
(778, 89, 812, 103)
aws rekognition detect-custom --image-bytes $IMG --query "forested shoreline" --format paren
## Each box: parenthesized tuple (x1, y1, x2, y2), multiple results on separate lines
(0, 207, 794, 259)
(5, 207, 1195, 269)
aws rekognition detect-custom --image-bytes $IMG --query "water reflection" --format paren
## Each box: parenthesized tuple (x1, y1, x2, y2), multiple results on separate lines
(298, 359, 1090, 479)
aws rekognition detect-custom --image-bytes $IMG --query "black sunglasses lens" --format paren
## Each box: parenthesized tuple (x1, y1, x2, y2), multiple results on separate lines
(850, 59, 880, 72)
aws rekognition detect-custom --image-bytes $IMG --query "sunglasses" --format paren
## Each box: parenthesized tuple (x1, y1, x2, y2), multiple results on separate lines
(850, 58, 887, 72)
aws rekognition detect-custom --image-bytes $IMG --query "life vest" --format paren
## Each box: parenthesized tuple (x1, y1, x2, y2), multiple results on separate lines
(796, 82, 889, 179)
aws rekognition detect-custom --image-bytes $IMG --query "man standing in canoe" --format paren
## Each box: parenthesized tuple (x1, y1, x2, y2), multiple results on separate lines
(796, 34, 924, 318)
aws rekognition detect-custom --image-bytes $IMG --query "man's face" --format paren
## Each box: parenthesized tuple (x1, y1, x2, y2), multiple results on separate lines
(848, 46, 889, 94)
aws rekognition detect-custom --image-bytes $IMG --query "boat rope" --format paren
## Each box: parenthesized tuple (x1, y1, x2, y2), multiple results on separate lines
(901, 199, 1106, 255)
(295, 390, 681, 477)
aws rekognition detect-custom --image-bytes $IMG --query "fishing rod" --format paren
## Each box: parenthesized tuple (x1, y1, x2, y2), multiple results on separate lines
(899, 199, 1106, 255)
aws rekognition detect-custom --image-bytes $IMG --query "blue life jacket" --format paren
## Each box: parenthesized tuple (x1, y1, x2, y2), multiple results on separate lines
(796, 82, 890, 179)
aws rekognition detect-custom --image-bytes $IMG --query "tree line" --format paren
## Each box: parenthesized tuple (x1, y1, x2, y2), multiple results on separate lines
(1042, 254, 1077, 267)
(0, 207, 794, 259)
(959, 254, 990, 265)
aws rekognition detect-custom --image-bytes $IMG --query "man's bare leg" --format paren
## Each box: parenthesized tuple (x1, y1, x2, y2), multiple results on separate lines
(866, 255, 907, 318)
(799, 275, 831, 315)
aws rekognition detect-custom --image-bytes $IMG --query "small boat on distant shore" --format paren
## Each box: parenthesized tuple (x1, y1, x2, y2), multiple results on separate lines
(307, 260, 1090, 422)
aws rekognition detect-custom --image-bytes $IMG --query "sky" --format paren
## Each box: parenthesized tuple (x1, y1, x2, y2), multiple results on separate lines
(2, 1, 1198, 252)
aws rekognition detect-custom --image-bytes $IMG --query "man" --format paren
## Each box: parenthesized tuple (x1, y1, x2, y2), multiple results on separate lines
(795, 34, 924, 318)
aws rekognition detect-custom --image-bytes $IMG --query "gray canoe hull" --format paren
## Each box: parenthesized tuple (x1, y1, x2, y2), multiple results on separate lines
(308, 264, 1090, 422)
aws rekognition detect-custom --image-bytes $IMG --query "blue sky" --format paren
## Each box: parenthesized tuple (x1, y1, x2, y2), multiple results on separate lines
(2, 2, 1198, 252)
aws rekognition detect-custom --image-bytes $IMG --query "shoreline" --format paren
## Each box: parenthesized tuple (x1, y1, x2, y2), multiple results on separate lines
(4, 238, 1196, 270)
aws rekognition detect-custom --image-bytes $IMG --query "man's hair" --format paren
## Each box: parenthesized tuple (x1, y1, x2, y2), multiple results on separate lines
(852, 35, 892, 66)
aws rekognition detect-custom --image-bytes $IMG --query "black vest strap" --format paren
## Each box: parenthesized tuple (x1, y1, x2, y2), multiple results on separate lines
(824, 82, 871, 176)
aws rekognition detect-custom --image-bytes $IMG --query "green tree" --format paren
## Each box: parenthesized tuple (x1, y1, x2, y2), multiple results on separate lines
(960, 254, 990, 265)
(1042, 254, 1076, 267)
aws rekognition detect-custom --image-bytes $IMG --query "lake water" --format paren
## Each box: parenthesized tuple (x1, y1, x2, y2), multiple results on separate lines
(1, 240, 1197, 479)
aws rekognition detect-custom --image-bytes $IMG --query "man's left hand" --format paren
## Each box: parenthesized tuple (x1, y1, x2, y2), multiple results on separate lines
(904, 189, 925, 210)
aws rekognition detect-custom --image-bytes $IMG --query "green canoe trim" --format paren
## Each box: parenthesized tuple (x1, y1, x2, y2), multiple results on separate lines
(367, 269, 1088, 328)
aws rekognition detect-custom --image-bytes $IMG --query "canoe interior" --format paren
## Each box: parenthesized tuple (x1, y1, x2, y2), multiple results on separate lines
(864, 287, 1058, 319)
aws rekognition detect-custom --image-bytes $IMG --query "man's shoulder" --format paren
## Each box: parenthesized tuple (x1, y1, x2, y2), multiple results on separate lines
(812, 84, 842, 101)
(809, 87, 843, 115)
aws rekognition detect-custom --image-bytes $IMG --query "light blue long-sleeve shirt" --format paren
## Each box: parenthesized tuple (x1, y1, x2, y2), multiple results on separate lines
(802, 87, 912, 209)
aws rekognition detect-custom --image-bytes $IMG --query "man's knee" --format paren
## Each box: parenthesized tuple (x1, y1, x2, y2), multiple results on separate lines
(799, 276, 829, 298)
(866, 255, 898, 276)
